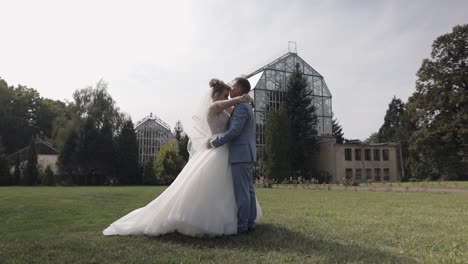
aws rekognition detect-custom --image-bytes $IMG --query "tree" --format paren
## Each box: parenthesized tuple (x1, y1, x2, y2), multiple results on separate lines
(13, 158, 21, 185)
(263, 105, 290, 182)
(407, 24, 468, 180)
(331, 112, 345, 144)
(284, 63, 318, 179)
(58, 130, 79, 184)
(23, 140, 39, 185)
(116, 119, 139, 184)
(57, 81, 124, 185)
(155, 141, 183, 184)
(0, 79, 41, 153)
(364, 132, 380, 144)
(75, 118, 113, 185)
(142, 158, 157, 185)
(173, 121, 189, 162)
(36, 98, 68, 139)
(179, 134, 190, 162)
(71, 80, 125, 131)
(0, 137, 11, 185)
(377, 97, 406, 143)
(42, 165, 56, 186)
(173, 121, 183, 142)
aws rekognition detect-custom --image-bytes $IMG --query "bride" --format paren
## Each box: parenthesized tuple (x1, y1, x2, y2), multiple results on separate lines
(102, 79, 262, 237)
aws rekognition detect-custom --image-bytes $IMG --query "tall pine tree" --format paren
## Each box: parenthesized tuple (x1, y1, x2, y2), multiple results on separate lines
(377, 97, 406, 143)
(116, 119, 139, 185)
(263, 105, 291, 181)
(285, 63, 318, 179)
(331, 112, 345, 144)
(173, 121, 189, 162)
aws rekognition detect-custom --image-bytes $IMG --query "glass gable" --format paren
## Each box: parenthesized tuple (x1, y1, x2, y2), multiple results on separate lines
(246, 52, 333, 149)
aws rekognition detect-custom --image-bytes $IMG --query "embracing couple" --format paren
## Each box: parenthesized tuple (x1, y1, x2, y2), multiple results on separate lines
(103, 77, 262, 237)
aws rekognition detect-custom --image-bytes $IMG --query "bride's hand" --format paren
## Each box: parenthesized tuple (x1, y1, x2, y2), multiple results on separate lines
(241, 94, 253, 103)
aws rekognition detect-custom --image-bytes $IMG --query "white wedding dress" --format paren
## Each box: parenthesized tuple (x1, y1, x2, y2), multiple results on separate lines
(102, 97, 262, 237)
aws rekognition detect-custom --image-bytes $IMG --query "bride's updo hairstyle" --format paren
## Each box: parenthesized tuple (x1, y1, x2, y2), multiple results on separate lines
(209, 79, 231, 99)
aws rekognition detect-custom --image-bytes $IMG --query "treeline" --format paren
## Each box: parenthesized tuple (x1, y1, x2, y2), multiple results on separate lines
(366, 24, 467, 181)
(0, 79, 188, 186)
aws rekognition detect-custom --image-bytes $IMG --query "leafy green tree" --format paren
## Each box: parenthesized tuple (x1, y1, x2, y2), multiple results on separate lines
(57, 81, 123, 185)
(331, 112, 345, 144)
(284, 63, 318, 179)
(13, 158, 21, 185)
(364, 132, 380, 144)
(0, 137, 11, 185)
(0, 79, 41, 153)
(155, 141, 182, 184)
(263, 105, 290, 181)
(116, 119, 139, 184)
(57, 130, 79, 184)
(178, 134, 190, 162)
(75, 118, 114, 185)
(42, 165, 56, 186)
(377, 97, 406, 143)
(407, 24, 468, 180)
(173, 121, 189, 162)
(36, 98, 68, 139)
(71, 80, 125, 131)
(143, 158, 157, 185)
(23, 140, 39, 185)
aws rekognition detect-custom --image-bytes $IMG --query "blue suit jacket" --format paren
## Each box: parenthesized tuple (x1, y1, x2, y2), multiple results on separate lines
(212, 102, 256, 163)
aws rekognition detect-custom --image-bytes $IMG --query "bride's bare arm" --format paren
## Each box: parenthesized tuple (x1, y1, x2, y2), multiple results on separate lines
(209, 94, 252, 113)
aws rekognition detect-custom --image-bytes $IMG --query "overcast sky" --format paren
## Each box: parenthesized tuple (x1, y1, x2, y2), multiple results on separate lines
(1, 0, 467, 140)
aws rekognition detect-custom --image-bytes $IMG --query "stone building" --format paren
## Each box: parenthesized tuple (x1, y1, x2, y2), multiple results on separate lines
(318, 140, 401, 182)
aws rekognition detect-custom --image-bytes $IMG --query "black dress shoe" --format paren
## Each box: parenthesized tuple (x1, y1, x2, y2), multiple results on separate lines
(247, 228, 255, 233)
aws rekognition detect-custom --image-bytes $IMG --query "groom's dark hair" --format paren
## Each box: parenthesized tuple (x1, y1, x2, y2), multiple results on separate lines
(234, 77, 251, 94)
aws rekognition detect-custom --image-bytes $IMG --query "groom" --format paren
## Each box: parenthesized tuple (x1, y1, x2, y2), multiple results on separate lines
(207, 77, 257, 234)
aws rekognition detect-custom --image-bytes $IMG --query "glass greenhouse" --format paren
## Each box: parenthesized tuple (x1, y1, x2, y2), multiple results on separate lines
(135, 113, 174, 165)
(245, 52, 333, 150)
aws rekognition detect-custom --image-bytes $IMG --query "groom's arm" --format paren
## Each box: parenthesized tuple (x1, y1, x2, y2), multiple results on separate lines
(211, 103, 250, 148)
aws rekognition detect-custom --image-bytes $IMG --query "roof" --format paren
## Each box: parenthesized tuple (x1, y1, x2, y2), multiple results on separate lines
(244, 52, 323, 78)
(7, 139, 59, 162)
(135, 113, 171, 131)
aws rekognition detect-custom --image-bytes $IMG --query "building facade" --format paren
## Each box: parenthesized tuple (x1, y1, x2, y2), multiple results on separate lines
(135, 113, 174, 165)
(319, 141, 401, 182)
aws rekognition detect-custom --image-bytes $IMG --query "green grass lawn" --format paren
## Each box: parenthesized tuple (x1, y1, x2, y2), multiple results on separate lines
(0, 187, 466, 263)
(361, 181, 468, 188)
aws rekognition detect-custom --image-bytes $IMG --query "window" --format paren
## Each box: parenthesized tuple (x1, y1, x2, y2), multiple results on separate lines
(383, 168, 390, 181)
(374, 149, 380, 161)
(345, 148, 352, 161)
(365, 169, 372, 180)
(345, 168, 353, 179)
(355, 149, 361, 161)
(365, 149, 371, 160)
(374, 168, 381, 181)
(355, 169, 362, 180)
(383, 149, 389, 161)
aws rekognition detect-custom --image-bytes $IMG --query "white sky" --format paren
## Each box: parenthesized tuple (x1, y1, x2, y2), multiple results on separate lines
(1, 0, 467, 140)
